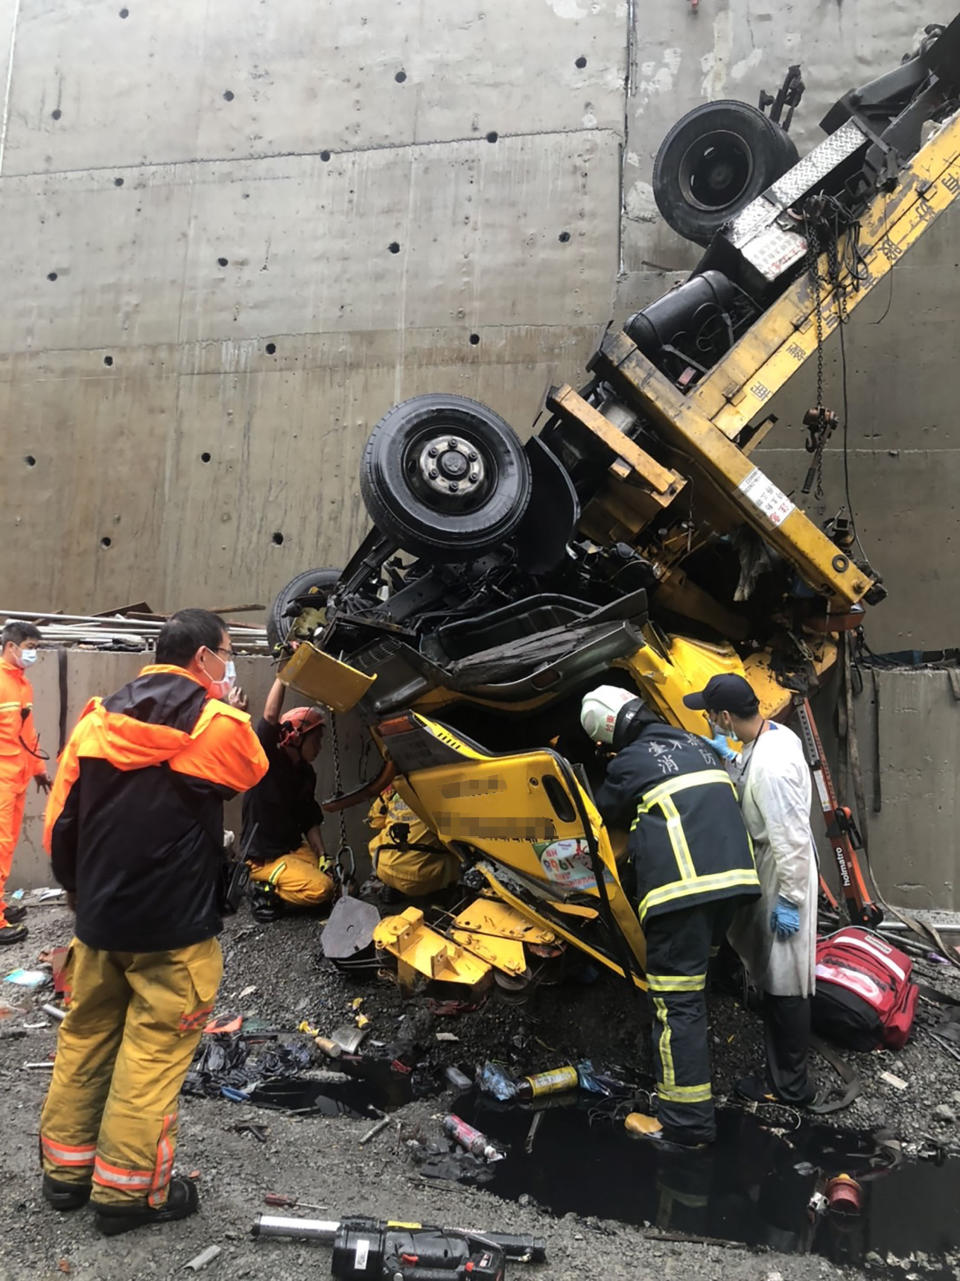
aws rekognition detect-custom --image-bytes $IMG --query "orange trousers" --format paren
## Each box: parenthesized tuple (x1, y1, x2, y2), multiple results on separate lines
(247, 843, 335, 907)
(40, 937, 222, 1207)
(0, 783, 26, 921)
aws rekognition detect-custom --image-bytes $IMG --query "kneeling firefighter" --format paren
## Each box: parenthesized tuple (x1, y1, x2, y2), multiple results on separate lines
(582, 685, 760, 1149)
(243, 678, 334, 920)
(367, 787, 460, 899)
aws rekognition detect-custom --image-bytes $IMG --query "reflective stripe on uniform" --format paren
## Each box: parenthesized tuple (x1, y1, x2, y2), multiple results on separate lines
(652, 997, 675, 1089)
(93, 1157, 153, 1190)
(633, 768, 736, 818)
(267, 861, 287, 886)
(148, 1113, 176, 1207)
(632, 769, 739, 887)
(638, 867, 761, 923)
(41, 1135, 96, 1167)
(646, 972, 707, 993)
(657, 1080, 713, 1103)
(659, 795, 695, 880)
(178, 1004, 214, 1032)
(0, 700, 21, 711)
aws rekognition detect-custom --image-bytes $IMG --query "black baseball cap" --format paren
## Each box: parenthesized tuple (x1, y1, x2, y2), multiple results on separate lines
(683, 674, 759, 717)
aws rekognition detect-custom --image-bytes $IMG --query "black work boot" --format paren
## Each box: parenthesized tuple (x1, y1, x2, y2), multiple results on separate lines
(250, 881, 282, 922)
(3, 903, 27, 924)
(42, 1175, 91, 1211)
(0, 921, 28, 945)
(93, 1176, 199, 1236)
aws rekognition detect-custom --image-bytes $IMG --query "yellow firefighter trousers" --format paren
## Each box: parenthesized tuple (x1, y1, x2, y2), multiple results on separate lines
(247, 842, 335, 907)
(39, 936, 222, 1208)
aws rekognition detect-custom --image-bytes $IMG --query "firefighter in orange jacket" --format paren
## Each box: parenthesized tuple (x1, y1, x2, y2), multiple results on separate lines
(0, 620, 52, 945)
(39, 609, 268, 1236)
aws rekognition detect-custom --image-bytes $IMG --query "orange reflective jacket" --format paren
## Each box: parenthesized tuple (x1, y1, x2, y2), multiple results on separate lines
(0, 658, 47, 789)
(45, 664, 268, 952)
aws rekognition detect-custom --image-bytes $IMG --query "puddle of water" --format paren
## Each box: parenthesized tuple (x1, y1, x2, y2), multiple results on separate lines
(454, 1093, 960, 1276)
(248, 1057, 420, 1118)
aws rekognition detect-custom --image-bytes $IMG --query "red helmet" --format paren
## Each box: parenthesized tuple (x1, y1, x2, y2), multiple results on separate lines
(278, 705, 326, 748)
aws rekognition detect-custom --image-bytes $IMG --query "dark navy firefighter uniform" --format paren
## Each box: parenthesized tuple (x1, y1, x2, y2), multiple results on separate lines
(596, 721, 760, 1145)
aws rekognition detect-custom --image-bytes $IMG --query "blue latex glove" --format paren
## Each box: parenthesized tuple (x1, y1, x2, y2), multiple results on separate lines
(770, 896, 800, 940)
(706, 731, 737, 761)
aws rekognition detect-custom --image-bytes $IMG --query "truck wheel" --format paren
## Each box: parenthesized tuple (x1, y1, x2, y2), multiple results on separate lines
(266, 567, 342, 653)
(653, 100, 797, 246)
(359, 394, 532, 562)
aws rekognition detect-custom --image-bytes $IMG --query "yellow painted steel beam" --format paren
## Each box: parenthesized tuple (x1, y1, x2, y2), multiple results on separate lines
(595, 331, 875, 608)
(689, 109, 960, 437)
(546, 383, 685, 499)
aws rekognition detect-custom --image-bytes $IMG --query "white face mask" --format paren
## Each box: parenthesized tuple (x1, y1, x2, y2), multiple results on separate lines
(209, 658, 236, 699)
(202, 650, 235, 701)
(17, 648, 38, 668)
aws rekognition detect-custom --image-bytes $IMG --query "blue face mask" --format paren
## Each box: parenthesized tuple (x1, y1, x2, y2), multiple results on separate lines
(18, 648, 38, 668)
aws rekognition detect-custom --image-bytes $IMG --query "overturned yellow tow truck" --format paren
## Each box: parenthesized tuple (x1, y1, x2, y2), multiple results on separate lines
(273, 19, 960, 994)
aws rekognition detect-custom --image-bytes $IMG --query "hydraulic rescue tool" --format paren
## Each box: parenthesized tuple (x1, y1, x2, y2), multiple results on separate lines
(251, 1214, 547, 1279)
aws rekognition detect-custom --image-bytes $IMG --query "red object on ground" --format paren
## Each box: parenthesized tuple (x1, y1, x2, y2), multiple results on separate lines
(50, 947, 69, 997)
(825, 1174, 862, 1214)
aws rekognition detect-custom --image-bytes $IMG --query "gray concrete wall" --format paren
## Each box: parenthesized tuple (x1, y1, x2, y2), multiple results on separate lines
(0, 0, 957, 655)
(818, 666, 960, 912)
(3, 4, 960, 900)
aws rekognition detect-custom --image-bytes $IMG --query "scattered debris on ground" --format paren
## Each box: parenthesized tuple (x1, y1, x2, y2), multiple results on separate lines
(2, 897, 960, 1280)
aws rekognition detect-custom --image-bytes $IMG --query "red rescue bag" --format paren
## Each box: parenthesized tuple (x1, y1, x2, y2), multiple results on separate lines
(812, 927, 918, 1051)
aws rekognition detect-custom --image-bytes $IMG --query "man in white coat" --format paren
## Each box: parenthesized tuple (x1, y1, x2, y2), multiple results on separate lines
(683, 674, 818, 1107)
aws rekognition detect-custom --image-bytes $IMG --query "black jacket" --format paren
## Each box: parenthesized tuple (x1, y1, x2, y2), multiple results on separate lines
(595, 723, 759, 924)
(241, 718, 323, 862)
(46, 665, 268, 952)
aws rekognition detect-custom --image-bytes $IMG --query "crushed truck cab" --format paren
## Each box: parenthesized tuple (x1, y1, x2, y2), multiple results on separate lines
(271, 19, 960, 992)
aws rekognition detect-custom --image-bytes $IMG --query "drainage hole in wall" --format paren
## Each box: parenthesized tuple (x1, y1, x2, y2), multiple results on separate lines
(388, 241, 400, 254)
(114, 177, 124, 187)
(201, 451, 211, 463)
(395, 69, 407, 82)
(100, 537, 112, 549)
(103, 355, 114, 366)
(575, 55, 587, 68)
(265, 342, 277, 354)
(51, 109, 61, 120)
(223, 89, 234, 101)
(558, 231, 571, 243)
(486, 131, 498, 143)
(47, 271, 58, 281)
(217, 256, 229, 267)
(119, 7, 129, 16)
(320, 150, 331, 161)
(469, 333, 480, 345)
(272, 531, 284, 545)
(25, 456, 36, 467)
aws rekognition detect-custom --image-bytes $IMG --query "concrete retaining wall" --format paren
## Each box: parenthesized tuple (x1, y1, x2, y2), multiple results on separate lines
(0, 1, 957, 653)
(3, 5, 960, 904)
(824, 666, 960, 912)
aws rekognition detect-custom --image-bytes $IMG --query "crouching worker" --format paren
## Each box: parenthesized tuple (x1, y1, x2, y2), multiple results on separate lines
(368, 787, 460, 899)
(243, 677, 334, 921)
(582, 685, 760, 1151)
(40, 609, 268, 1234)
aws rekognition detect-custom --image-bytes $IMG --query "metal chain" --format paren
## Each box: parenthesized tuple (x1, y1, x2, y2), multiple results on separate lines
(330, 712, 349, 853)
(804, 220, 827, 498)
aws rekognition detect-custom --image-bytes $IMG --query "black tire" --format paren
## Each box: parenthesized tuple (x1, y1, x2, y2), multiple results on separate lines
(266, 567, 342, 653)
(653, 100, 797, 246)
(359, 394, 532, 562)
